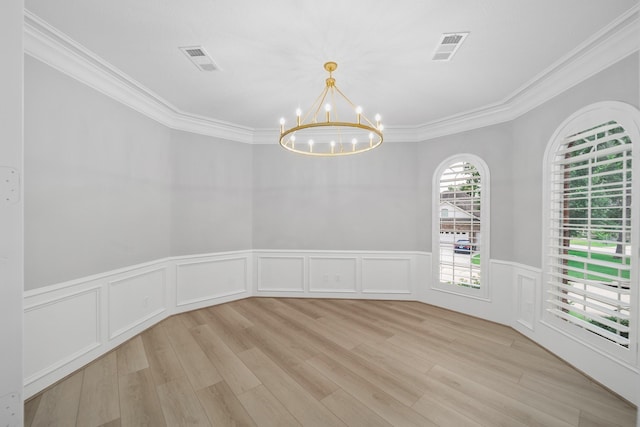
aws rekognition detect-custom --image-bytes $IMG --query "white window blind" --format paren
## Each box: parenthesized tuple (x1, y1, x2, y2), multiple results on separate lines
(438, 162, 482, 289)
(547, 120, 632, 348)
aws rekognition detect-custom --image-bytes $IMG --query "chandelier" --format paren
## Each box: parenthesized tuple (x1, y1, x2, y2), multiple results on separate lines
(279, 62, 383, 156)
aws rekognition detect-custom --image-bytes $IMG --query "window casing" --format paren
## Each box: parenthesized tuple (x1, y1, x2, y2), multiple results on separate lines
(543, 102, 640, 364)
(433, 155, 490, 299)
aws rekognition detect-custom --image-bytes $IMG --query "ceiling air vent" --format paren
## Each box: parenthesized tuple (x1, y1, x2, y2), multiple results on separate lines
(185, 48, 205, 57)
(179, 46, 220, 72)
(432, 32, 469, 62)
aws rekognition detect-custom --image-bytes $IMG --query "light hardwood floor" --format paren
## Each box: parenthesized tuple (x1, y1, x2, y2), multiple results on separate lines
(24, 298, 637, 426)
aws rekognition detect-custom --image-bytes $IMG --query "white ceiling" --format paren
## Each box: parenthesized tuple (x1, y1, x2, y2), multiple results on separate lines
(25, 0, 639, 132)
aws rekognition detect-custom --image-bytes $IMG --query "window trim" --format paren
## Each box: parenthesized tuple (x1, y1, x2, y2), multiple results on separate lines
(542, 101, 640, 365)
(432, 154, 491, 300)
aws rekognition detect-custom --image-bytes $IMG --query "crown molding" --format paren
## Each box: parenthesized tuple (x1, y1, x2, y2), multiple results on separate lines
(24, 6, 640, 145)
(409, 4, 640, 142)
(23, 10, 254, 144)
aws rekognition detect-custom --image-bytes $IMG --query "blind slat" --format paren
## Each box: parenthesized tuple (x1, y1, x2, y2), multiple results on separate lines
(562, 123, 626, 144)
(552, 153, 629, 173)
(545, 299, 629, 332)
(546, 271, 631, 296)
(548, 253, 631, 272)
(547, 266, 630, 288)
(553, 144, 631, 166)
(545, 308, 630, 346)
(546, 286, 631, 314)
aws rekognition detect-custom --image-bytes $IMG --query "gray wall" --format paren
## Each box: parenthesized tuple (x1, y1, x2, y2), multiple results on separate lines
(511, 52, 639, 267)
(24, 50, 639, 289)
(415, 123, 514, 260)
(25, 56, 173, 290)
(170, 130, 252, 255)
(253, 125, 514, 255)
(252, 142, 419, 250)
(24, 58, 255, 290)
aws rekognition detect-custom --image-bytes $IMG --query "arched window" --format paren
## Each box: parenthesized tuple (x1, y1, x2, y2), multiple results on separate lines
(543, 102, 640, 363)
(433, 155, 490, 299)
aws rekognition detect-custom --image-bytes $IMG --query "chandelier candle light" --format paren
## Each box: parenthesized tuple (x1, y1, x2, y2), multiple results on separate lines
(279, 62, 383, 156)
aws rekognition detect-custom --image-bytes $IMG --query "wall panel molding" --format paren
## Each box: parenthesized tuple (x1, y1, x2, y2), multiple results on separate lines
(361, 257, 412, 294)
(22, 252, 639, 407)
(176, 255, 249, 306)
(513, 264, 541, 332)
(24, 287, 101, 393)
(308, 256, 358, 293)
(256, 255, 305, 292)
(107, 267, 167, 340)
(254, 250, 419, 298)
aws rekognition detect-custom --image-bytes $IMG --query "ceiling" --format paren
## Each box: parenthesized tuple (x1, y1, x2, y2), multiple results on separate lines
(24, 0, 639, 133)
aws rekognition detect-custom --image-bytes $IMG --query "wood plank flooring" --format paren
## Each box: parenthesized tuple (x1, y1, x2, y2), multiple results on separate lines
(24, 298, 638, 426)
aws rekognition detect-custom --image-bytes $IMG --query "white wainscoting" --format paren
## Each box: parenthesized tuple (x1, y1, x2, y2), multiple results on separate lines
(25, 249, 422, 397)
(256, 255, 305, 292)
(513, 264, 541, 332)
(23, 251, 251, 398)
(24, 251, 639, 408)
(418, 257, 514, 325)
(24, 286, 101, 394)
(108, 267, 168, 340)
(309, 256, 357, 293)
(362, 257, 412, 294)
(175, 255, 249, 307)
(254, 250, 419, 299)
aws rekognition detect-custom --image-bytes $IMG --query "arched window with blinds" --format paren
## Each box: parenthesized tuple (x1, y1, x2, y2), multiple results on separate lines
(543, 102, 640, 363)
(433, 155, 490, 299)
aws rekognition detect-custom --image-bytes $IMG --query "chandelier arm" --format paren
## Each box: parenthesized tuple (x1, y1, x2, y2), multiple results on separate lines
(330, 86, 338, 122)
(359, 116, 377, 128)
(312, 87, 331, 123)
(329, 87, 343, 144)
(333, 85, 377, 128)
(304, 86, 329, 125)
(333, 85, 358, 109)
